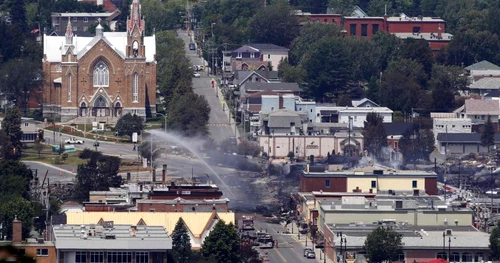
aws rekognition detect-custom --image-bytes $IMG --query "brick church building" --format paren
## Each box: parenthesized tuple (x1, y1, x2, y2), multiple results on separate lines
(42, 0, 156, 123)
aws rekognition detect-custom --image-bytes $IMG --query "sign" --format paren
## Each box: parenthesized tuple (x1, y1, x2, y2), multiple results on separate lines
(181, 191, 191, 195)
(92, 122, 98, 130)
(132, 132, 138, 143)
(306, 145, 319, 149)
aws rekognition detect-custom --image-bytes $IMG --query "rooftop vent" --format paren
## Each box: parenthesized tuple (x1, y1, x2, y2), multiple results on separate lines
(445, 229, 453, 236)
(104, 234, 116, 239)
(373, 170, 384, 175)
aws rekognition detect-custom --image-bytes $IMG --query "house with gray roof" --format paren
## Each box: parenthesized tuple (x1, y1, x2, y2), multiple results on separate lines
(259, 109, 307, 135)
(231, 43, 289, 72)
(52, 223, 172, 262)
(437, 133, 500, 154)
(469, 77, 500, 95)
(466, 60, 500, 83)
(241, 82, 302, 97)
(456, 99, 500, 125)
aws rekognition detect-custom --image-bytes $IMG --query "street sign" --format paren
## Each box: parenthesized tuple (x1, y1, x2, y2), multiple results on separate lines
(132, 132, 138, 143)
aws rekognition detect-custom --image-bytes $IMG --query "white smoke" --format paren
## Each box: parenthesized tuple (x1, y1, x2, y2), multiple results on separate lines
(356, 147, 403, 170)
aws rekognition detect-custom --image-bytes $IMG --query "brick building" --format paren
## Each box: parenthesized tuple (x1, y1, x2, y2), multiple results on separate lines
(300, 165, 438, 195)
(136, 197, 229, 212)
(42, 0, 156, 123)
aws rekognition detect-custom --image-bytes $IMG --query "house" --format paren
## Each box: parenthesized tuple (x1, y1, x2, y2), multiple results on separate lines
(351, 98, 380, 107)
(382, 122, 414, 160)
(465, 60, 500, 82)
(469, 78, 500, 95)
(52, 223, 172, 262)
(436, 133, 500, 154)
(433, 118, 472, 146)
(457, 99, 499, 128)
(314, 105, 393, 128)
(50, 11, 120, 37)
(231, 44, 289, 72)
(0, 117, 41, 143)
(299, 165, 438, 194)
(231, 70, 279, 89)
(65, 211, 235, 249)
(259, 109, 307, 136)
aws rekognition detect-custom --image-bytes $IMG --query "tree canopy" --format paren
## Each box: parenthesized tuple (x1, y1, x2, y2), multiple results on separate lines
(364, 226, 403, 263)
(481, 116, 495, 151)
(201, 220, 240, 263)
(399, 126, 435, 163)
(172, 218, 192, 263)
(1, 107, 23, 160)
(490, 222, 500, 260)
(115, 113, 144, 138)
(362, 113, 387, 158)
(167, 92, 211, 137)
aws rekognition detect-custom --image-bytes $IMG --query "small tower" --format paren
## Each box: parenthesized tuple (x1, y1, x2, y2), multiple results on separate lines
(65, 18, 73, 45)
(126, 0, 146, 58)
(96, 18, 104, 37)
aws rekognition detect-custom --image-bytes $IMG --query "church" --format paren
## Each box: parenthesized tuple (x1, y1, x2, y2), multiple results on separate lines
(42, 0, 156, 123)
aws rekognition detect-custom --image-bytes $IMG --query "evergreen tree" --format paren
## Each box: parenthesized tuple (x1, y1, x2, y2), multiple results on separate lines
(364, 227, 403, 263)
(201, 220, 240, 263)
(490, 222, 500, 260)
(481, 115, 495, 152)
(172, 218, 192, 263)
(115, 113, 143, 138)
(1, 107, 23, 160)
(362, 113, 387, 158)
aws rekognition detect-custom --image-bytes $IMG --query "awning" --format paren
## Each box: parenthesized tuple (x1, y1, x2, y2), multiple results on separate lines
(53, 77, 62, 84)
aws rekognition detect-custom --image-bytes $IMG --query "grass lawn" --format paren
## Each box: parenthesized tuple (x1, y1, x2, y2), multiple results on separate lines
(22, 145, 86, 166)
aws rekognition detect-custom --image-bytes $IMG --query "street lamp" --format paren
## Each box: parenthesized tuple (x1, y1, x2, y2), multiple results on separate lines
(156, 113, 167, 133)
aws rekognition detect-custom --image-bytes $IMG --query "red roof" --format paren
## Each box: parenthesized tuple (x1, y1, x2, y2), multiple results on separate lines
(422, 259, 449, 263)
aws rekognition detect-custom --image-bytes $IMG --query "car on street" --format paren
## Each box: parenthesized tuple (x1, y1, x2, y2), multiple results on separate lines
(193, 72, 201, 78)
(65, 137, 84, 144)
(315, 242, 324, 249)
(306, 251, 316, 259)
(303, 248, 313, 257)
(189, 43, 195, 50)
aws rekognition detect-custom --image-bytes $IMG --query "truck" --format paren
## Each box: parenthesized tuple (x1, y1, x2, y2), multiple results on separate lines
(242, 216, 255, 231)
(257, 233, 274, 249)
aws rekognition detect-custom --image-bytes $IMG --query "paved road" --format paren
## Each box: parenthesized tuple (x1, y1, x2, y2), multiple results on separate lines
(178, 30, 237, 143)
(23, 161, 76, 184)
(252, 220, 332, 263)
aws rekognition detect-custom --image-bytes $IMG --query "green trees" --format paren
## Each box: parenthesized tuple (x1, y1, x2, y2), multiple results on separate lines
(399, 127, 435, 163)
(73, 151, 122, 202)
(172, 218, 192, 263)
(248, 1, 299, 47)
(167, 93, 211, 137)
(481, 116, 495, 152)
(364, 227, 403, 263)
(115, 113, 144, 138)
(201, 220, 240, 263)
(362, 113, 387, 158)
(429, 65, 467, 112)
(1, 107, 23, 160)
(490, 222, 500, 260)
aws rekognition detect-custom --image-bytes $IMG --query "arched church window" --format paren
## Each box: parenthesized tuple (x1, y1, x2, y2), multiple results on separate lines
(93, 61, 109, 87)
(133, 73, 139, 102)
(133, 41, 139, 57)
(67, 74, 72, 102)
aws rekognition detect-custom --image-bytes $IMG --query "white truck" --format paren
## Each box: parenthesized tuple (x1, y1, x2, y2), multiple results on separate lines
(65, 137, 84, 144)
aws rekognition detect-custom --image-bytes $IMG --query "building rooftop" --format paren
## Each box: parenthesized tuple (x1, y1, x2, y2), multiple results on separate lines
(303, 165, 437, 178)
(316, 106, 393, 114)
(392, 32, 453, 42)
(52, 224, 172, 250)
(243, 82, 302, 92)
(437, 133, 500, 143)
(464, 99, 500, 114)
(469, 77, 500, 90)
(51, 12, 118, 18)
(465, 60, 500, 71)
(485, 90, 500, 98)
(382, 122, 414, 136)
(328, 224, 488, 250)
(386, 15, 445, 22)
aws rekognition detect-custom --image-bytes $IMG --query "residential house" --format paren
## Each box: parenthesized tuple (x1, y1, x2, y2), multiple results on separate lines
(456, 99, 499, 130)
(52, 223, 172, 262)
(465, 60, 500, 82)
(65, 211, 235, 249)
(469, 78, 500, 95)
(433, 118, 472, 146)
(351, 98, 380, 107)
(0, 117, 41, 143)
(437, 133, 500, 154)
(382, 122, 414, 160)
(259, 109, 307, 136)
(80, 0, 119, 12)
(230, 70, 279, 90)
(230, 44, 289, 72)
(50, 11, 120, 37)
(314, 105, 393, 128)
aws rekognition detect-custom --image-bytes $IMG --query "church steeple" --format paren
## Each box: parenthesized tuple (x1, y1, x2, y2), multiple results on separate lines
(65, 18, 73, 45)
(126, 0, 146, 58)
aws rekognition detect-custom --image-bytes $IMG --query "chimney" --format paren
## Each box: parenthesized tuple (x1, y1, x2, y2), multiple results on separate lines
(369, 189, 373, 193)
(162, 165, 167, 183)
(437, 24, 442, 39)
(126, 172, 131, 182)
(12, 216, 22, 243)
(152, 168, 156, 182)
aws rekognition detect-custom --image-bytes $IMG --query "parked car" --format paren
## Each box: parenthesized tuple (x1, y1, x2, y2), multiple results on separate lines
(193, 72, 201, 78)
(306, 251, 316, 259)
(189, 43, 196, 50)
(65, 137, 84, 144)
(303, 248, 313, 257)
(315, 242, 324, 249)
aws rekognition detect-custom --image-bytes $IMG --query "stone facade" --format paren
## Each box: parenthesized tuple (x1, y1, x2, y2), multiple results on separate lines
(42, 0, 156, 123)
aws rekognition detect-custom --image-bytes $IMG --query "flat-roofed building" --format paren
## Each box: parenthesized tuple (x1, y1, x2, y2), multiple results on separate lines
(52, 223, 172, 263)
(323, 223, 491, 263)
(300, 165, 438, 195)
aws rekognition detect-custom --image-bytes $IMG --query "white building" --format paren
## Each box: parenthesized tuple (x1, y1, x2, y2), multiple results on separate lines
(433, 118, 472, 145)
(315, 106, 393, 128)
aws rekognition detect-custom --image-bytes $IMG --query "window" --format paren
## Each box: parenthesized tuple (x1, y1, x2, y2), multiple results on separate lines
(136, 252, 149, 263)
(149, 208, 155, 212)
(325, 179, 330, 188)
(361, 24, 368, 36)
(73, 26, 77, 32)
(267, 54, 271, 59)
(372, 24, 379, 34)
(452, 125, 455, 128)
(75, 251, 87, 263)
(412, 26, 420, 33)
(398, 253, 405, 262)
(462, 253, 473, 262)
(24, 123, 29, 127)
(83, 26, 88, 32)
(84, 17, 89, 23)
(449, 253, 460, 262)
(350, 24, 357, 36)
(36, 249, 48, 256)
(237, 52, 242, 58)
(324, 19, 327, 22)
(474, 253, 484, 262)
(437, 252, 447, 260)
(108, 252, 132, 263)
(67, 74, 72, 102)
(290, 122, 295, 126)
(412, 180, 417, 188)
(371, 180, 376, 188)
(90, 252, 104, 263)
(133, 73, 139, 102)
(250, 52, 255, 58)
(17, 249, 25, 256)
(56, 63, 62, 72)
(93, 61, 109, 87)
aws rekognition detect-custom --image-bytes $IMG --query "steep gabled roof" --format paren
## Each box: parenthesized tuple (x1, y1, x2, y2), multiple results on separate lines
(465, 60, 500, 71)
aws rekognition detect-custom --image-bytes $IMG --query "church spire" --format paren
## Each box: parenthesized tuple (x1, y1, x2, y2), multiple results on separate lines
(65, 18, 73, 45)
(127, 0, 145, 36)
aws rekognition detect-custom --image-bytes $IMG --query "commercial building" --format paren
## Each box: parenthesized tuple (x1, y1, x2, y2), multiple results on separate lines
(433, 118, 473, 146)
(50, 11, 120, 37)
(437, 133, 500, 154)
(300, 165, 438, 195)
(136, 197, 230, 212)
(65, 211, 235, 249)
(52, 223, 172, 263)
(323, 223, 491, 263)
(230, 44, 289, 72)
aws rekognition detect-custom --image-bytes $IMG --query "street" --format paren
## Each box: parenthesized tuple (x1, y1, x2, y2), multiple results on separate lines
(178, 30, 237, 143)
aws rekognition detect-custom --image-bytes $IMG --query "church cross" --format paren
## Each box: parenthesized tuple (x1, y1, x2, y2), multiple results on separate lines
(115, 77, 122, 87)
(97, 18, 102, 25)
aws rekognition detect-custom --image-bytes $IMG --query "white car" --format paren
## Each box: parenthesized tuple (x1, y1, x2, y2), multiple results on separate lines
(65, 137, 84, 144)
(193, 72, 201, 78)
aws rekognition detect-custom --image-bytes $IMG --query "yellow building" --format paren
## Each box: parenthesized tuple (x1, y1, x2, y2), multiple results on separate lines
(65, 211, 235, 249)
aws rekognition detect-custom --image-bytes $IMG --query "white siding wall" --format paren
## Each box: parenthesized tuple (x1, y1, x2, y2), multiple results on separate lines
(262, 53, 288, 71)
(433, 118, 472, 145)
